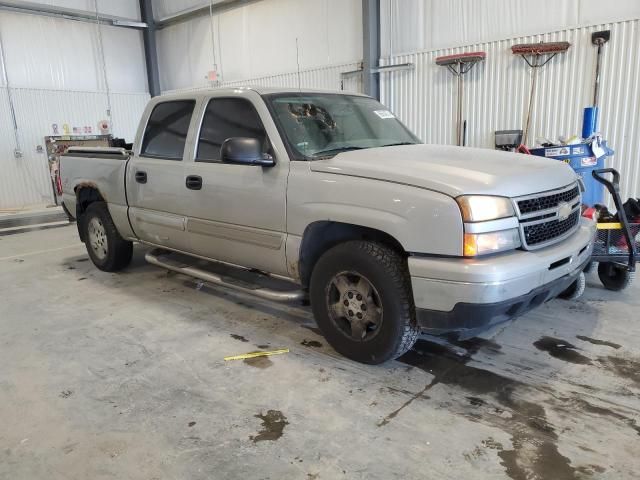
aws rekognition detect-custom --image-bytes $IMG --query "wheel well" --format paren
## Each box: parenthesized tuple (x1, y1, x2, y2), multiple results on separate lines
(298, 221, 406, 288)
(75, 187, 105, 241)
(75, 186, 104, 214)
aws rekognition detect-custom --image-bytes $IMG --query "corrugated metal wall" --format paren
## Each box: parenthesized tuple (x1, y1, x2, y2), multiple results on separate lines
(222, 61, 364, 93)
(0, 88, 149, 210)
(380, 19, 640, 202)
(0, 9, 149, 211)
(156, 0, 363, 92)
(163, 61, 364, 95)
(380, 0, 640, 56)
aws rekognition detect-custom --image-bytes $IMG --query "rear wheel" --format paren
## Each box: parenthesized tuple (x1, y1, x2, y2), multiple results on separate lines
(82, 202, 133, 272)
(597, 262, 634, 291)
(309, 241, 419, 364)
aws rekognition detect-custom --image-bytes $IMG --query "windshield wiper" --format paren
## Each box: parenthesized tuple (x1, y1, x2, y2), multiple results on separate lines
(311, 146, 366, 158)
(311, 142, 417, 158)
(379, 142, 417, 147)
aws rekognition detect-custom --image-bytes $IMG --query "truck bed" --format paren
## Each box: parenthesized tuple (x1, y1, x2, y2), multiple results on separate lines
(60, 147, 131, 223)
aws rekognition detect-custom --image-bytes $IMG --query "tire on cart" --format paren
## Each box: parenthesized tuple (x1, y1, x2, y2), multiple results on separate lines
(558, 271, 586, 300)
(597, 262, 634, 291)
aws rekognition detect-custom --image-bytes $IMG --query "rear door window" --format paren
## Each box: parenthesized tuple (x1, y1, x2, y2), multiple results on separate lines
(141, 100, 196, 160)
(196, 98, 268, 162)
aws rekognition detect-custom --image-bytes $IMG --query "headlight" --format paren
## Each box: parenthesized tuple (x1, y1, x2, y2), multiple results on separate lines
(457, 196, 515, 222)
(464, 229, 521, 256)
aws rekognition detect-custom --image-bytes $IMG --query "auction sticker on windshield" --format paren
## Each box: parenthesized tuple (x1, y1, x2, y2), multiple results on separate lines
(374, 110, 395, 119)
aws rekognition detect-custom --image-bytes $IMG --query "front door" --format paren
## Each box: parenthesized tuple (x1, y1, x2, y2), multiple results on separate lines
(127, 99, 197, 252)
(183, 92, 289, 276)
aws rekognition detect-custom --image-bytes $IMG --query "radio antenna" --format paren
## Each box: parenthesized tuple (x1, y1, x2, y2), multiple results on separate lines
(295, 37, 301, 92)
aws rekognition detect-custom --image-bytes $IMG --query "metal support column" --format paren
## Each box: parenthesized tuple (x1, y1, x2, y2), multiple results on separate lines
(362, 0, 380, 99)
(139, 0, 161, 97)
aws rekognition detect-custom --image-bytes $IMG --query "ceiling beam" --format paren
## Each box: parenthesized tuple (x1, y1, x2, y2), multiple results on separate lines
(155, 0, 263, 29)
(0, 0, 147, 29)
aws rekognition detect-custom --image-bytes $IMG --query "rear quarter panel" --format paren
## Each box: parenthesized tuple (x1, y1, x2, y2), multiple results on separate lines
(60, 155, 134, 238)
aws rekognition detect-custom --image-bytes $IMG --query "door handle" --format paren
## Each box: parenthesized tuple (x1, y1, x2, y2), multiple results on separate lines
(185, 175, 202, 190)
(135, 171, 147, 184)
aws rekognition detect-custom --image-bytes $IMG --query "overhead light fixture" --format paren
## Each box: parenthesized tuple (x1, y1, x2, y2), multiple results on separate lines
(112, 19, 148, 28)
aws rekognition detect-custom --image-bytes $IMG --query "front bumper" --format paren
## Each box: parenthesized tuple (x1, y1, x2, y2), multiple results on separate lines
(408, 219, 595, 338)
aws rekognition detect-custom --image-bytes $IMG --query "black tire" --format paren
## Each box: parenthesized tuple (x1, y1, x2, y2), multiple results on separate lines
(597, 262, 634, 291)
(82, 202, 133, 272)
(309, 241, 419, 364)
(558, 271, 586, 300)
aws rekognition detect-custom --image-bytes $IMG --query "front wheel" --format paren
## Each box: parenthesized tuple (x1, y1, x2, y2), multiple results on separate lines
(597, 262, 634, 291)
(558, 271, 586, 300)
(309, 241, 419, 364)
(82, 202, 133, 272)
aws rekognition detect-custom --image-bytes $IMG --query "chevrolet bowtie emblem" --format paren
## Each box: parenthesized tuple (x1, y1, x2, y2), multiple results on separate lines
(557, 202, 572, 221)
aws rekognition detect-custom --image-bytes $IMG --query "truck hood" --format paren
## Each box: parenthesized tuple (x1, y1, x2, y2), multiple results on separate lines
(309, 144, 578, 198)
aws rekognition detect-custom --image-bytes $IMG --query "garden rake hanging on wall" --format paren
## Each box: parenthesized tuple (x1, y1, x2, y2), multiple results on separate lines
(435, 52, 486, 146)
(511, 41, 571, 152)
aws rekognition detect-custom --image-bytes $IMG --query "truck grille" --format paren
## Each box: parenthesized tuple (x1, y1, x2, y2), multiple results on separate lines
(515, 183, 581, 250)
(523, 211, 580, 247)
(517, 185, 580, 215)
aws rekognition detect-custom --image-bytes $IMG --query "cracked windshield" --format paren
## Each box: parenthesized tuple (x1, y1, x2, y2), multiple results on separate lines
(267, 93, 420, 158)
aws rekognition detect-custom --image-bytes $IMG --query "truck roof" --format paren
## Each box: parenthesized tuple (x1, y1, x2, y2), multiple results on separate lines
(158, 86, 368, 100)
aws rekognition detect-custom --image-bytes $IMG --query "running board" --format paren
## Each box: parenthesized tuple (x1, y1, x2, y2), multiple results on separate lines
(145, 249, 306, 303)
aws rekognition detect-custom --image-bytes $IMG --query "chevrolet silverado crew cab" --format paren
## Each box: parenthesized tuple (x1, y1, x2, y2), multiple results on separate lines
(61, 87, 595, 364)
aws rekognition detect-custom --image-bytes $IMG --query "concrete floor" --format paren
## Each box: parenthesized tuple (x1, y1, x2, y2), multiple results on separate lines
(1, 225, 639, 480)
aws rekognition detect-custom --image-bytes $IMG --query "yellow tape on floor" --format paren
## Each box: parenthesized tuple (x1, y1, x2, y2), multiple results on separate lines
(224, 348, 289, 361)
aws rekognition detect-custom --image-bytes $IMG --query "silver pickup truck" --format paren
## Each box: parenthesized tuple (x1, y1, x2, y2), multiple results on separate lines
(61, 87, 594, 364)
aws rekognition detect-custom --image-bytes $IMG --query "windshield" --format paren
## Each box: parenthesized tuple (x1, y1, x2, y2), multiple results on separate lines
(264, 93, 421, 159)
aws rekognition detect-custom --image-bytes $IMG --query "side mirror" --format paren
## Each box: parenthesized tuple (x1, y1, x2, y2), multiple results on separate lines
(221, 137, 274, 166)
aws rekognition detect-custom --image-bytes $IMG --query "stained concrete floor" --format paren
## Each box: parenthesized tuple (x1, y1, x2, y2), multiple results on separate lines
(1, 224, 639, 480)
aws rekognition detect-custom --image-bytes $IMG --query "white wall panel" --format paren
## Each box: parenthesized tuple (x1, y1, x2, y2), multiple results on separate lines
(0, 88, 149, 210)
(157, 0, 362, 91)
(0, 12, 147, 93)
(162, 61, 364, 95)
(22, 0, 141, 20)
(380, 19, 640, 202)
(152, 0, 224, 19)
(0, 12, 102, 91)
(381, 0, 640, 56)
(157, 14, 216, 92)
(108, 92, 151, 139)
(0, 7, 148, 210)
(222, 62, 364, 93)
(101, 25, 148, 93)
(0, 87, 44, 210)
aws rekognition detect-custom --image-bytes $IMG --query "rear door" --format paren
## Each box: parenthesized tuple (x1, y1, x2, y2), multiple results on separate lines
(182, 91, 290, 276)
(126, 98, 198, 252)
